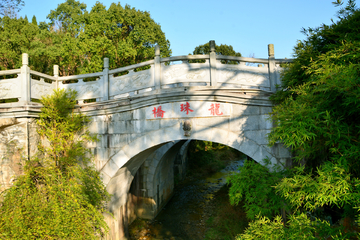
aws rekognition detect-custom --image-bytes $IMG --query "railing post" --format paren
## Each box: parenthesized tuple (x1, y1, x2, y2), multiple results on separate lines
(20, 53, 31, 103)
(268, 44, 277, 92)
(209, 40, 217, 87)
(54, 65, 59, 90)
(103, 58, 109, 101)
(154, 45, 161, 89)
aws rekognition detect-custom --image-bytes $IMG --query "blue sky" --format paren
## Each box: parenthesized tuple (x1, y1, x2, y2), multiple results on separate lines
(18, 0, 358, 59)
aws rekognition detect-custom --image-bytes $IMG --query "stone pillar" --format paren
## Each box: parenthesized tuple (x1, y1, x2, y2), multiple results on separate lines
(268, 44, 277, 92)
(103, 58, 109, 101)
(209, 40, 217, 87)
(53, 65, 59, 90)
(20, 53, 31, 103)
(154, 45, 161, 89)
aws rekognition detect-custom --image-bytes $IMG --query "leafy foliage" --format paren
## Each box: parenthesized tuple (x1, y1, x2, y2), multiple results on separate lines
(0, 0, 24, 17)
(275, 162, 359, 212)
(227, 159, 290, 221)
(0, 89, 110, 239)
(0, 15, 38, 70)
(234, 3, 360, 239)
(189, 42, 241, 64)
(268, 5, 360, 173)
(236, 213, 349, 240)
(0, 0, 171, 75)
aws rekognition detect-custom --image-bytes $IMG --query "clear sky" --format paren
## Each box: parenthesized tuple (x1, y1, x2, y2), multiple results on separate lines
(18, 0, 359, 59)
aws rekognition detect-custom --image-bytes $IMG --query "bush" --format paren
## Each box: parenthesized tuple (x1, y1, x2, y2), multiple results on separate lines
(0, 89, 110, 239)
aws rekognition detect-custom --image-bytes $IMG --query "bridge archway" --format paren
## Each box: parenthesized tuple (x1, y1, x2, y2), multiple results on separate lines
(101, 120, 286, 240)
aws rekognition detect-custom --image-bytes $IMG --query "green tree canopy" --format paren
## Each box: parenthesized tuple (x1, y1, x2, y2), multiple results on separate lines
(0, 15, 38, 70)
(31, 15, 37, 25)
(0, 0, 171, 75)
(232, 1, 360, 239)
(189, 42, 241, 64)
(192, 42, 241, 57)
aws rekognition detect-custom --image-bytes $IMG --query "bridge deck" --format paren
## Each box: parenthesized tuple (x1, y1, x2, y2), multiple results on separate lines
(0, 45, 291, 118)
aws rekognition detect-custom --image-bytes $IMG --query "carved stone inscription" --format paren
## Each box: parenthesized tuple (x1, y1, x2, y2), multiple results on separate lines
(146, 102, 231, 119)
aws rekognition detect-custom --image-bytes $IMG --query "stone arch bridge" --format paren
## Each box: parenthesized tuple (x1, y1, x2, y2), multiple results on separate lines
(0, 41, 291, 239)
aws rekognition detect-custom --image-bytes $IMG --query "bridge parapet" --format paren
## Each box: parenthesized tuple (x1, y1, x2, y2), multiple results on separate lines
(0, 41, 292, 118)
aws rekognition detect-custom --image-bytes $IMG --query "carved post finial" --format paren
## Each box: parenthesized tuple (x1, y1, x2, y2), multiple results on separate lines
(54, 65, 59, 90)
(104, 57, 109, 69)
(20, 53, 30, 102)
(268, 44, 276, 92)
(22, 53, 28, 66)
(209, 40, 215, 53)
(209, 40, 217, 86)
(53, 65, 59, 77)
(268, 44, 274, 58)
(154, 44, 161, 89)
(155, 44, 160, 56)
(103, 58, 110, 101)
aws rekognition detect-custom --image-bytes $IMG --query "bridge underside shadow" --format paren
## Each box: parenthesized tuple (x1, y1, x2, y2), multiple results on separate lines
(101, 120, 290, 240)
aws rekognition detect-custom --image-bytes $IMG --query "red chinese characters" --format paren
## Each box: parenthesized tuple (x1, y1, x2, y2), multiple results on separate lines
(152, 106, 165, 118)
(208, 103, 223, 116)
(180, 102, 193, 115)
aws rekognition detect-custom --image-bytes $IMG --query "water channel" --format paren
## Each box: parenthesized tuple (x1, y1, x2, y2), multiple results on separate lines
(129, 158, 245, 240)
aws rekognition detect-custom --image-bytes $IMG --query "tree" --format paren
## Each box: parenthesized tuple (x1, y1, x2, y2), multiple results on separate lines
(0, 0, 24, 18)
(0, 0, 172, 76)
(0, 89, 110, 239)
(31, 15, 36, 25)
(189, 42, 241, 64)
(44, 0, 171, 75)
(0, 16, 38, 70)
(233, 1, 360, 239)
(227, 159, 290, 221)
(47, 0, 86, 34)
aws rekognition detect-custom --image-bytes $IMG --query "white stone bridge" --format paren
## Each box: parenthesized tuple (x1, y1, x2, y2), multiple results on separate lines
(0, 41, 291, 239)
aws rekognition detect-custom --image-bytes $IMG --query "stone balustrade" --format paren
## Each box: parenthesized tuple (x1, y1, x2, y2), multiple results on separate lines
(0, 41, 292, 112)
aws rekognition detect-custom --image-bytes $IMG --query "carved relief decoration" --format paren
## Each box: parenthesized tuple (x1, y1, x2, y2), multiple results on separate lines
(31, 82, 54, 99)
(77, 83, 101, 99)
(112, 72, 151, 94)
(163, 65, 206, 81)
(220, 67, 270, 86)
(183, 120, 192, 137)
(186, 70, 206, 79)
(0, 83, 16, 98)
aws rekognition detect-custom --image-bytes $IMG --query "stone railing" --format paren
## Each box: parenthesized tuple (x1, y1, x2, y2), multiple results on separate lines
(0, 41, 292, 106)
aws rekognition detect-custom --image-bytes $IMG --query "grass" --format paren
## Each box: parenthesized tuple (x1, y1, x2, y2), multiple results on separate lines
(204, 185, 249, 240)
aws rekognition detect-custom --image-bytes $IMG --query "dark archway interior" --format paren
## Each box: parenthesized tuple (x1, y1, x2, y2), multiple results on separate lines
(128, 140, 249, 239)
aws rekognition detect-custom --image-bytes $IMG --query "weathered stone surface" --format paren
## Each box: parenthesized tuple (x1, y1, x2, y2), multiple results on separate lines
(0, 119, 27, 192)
(0, 118, 17, 128)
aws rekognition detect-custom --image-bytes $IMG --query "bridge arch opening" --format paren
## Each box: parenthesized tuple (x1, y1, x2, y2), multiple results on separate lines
(102, 124, 280, 239)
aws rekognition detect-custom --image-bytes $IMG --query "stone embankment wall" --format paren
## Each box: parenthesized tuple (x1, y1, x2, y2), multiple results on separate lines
(0, 117, 39, 192)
